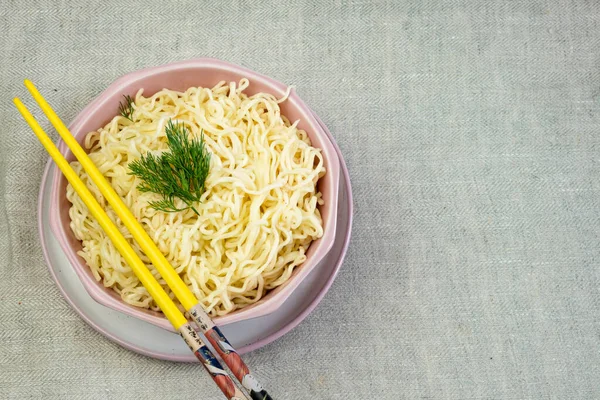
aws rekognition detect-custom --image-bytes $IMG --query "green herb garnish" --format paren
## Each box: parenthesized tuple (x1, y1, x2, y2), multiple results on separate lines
(128, 120, 211, 215)
(118, 95, 135, 121)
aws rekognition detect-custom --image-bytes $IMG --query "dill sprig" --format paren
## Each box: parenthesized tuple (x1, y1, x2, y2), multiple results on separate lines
(118, 95, 135, 121)
(128, 120, 211, 215)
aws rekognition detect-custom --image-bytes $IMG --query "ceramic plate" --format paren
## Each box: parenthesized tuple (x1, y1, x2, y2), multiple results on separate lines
(37, 112, 353, 361)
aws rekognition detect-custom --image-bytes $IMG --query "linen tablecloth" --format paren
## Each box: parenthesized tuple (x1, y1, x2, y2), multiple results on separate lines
(2, 1, 600, 398)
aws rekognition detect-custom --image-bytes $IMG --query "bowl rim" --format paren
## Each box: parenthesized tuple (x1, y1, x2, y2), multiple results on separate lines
(48, 58, 340, 330)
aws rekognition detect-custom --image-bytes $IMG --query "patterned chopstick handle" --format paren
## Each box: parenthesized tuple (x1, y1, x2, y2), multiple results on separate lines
(179, 323, 249, 400)
(189, 304, 274, 400)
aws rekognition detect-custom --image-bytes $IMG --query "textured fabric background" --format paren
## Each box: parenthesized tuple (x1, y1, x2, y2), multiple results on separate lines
(2, 1, 600, 399)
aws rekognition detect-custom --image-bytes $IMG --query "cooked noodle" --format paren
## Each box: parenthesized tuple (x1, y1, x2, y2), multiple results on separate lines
(67, 79, 325, 316)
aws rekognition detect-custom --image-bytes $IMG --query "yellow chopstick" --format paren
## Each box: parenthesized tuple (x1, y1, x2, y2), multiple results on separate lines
(23, 81, 274, 400)
(14, 95, 249, 400)
(14, 97, 187, 329)
(23, 79, 200, 310)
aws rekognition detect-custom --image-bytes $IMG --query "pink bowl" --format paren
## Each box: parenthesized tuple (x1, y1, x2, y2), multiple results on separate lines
(49, 59, 340, 331)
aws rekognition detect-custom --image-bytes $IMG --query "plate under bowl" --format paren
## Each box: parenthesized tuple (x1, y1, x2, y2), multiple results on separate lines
(38, 111, 353, 359)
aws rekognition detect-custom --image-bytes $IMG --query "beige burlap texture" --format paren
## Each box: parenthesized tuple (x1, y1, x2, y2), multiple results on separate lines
(2, 1, 600, 399)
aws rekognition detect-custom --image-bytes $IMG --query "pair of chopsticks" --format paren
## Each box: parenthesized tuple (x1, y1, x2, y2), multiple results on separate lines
(14, 80, 273, 400)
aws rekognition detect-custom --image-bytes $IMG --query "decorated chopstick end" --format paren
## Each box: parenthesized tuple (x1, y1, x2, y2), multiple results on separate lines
(179, 323, 248, 400)
(204, 325, 272, 400)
